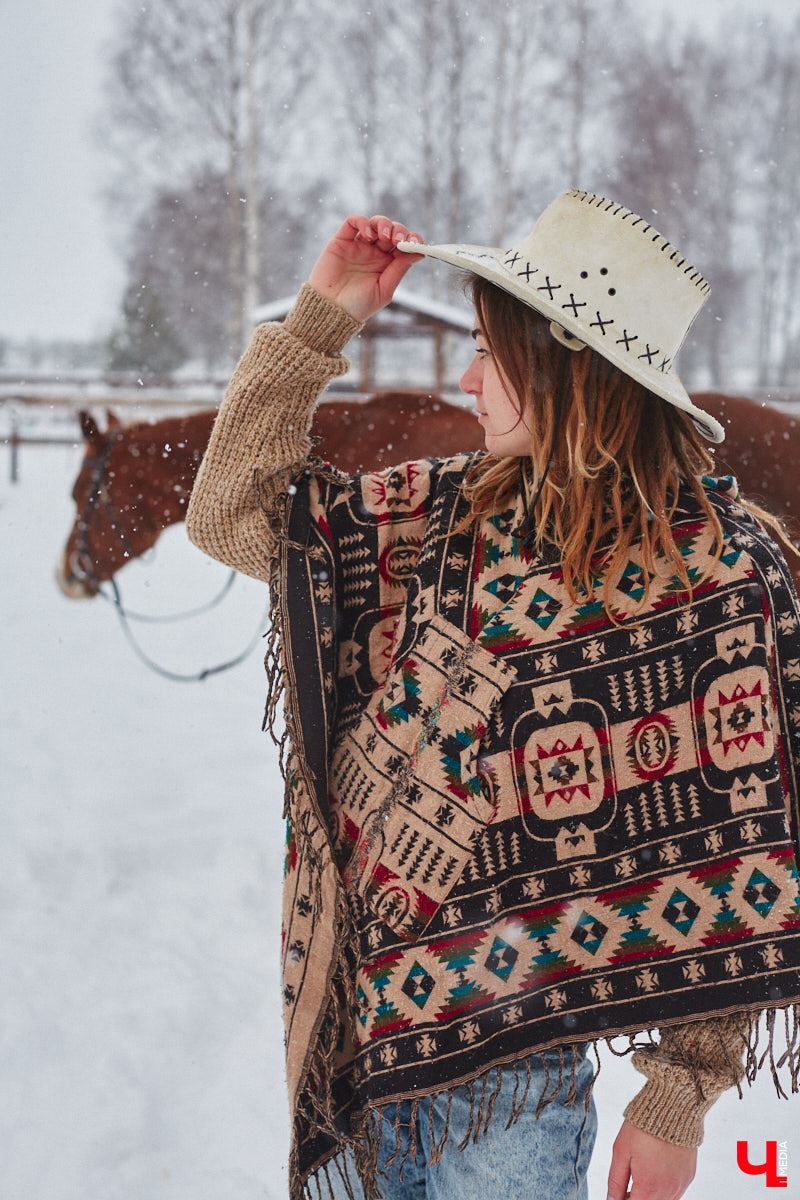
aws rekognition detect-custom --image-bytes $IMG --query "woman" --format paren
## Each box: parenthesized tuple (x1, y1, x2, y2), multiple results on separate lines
(186, 192, 800, 1200)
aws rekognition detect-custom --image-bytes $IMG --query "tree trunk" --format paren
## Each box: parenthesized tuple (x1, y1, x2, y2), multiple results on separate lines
(243, 0, 261, 337)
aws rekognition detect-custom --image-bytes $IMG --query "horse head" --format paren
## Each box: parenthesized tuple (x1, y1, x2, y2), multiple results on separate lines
(56, 409, 163, 598)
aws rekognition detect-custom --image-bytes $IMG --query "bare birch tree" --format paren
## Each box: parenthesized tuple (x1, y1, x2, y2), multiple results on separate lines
(751, 17, 800, 386)
(100, 0, 308, 354)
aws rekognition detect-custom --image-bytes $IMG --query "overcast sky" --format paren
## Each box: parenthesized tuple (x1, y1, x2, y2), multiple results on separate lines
(1, 0, 798, 345)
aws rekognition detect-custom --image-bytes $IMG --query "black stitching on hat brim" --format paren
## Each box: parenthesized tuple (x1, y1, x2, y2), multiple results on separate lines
(397, 240, 724, 443)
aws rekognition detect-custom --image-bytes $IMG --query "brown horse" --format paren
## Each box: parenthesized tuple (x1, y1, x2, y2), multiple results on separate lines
(692, 392, 800, 525)
(57, 390, 800, 598)
(57, 392, 481, 597)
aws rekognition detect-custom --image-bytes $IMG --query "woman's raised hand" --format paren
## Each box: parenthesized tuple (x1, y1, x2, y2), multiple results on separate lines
(307, 214, 424, 323)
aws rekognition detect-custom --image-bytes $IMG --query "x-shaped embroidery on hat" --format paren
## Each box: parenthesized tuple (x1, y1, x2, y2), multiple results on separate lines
(538, 277, 561, 300)
(562, 294, 587, 318)
(590, 312, 614, 336)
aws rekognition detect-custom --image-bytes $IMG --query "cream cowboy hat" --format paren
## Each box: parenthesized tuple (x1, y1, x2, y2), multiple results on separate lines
(398, 188, 724, 443)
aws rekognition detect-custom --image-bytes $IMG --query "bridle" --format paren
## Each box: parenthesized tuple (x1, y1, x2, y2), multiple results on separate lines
(70, 426, 268, 682)
(71, 427, 134, 585)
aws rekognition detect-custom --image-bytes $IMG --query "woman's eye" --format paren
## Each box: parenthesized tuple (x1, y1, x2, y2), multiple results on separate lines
(475, 347, 489, 359)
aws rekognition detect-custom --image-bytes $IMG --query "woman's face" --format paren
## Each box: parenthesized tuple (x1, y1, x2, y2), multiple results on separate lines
(460, 325, 532, 457)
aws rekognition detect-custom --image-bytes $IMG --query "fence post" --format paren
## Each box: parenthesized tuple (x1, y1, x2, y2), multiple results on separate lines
(9, 426, 19, 484)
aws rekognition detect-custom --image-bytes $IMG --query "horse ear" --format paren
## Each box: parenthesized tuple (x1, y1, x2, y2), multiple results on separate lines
(79, 410, 103, 447)
(106, 409, 121, 430)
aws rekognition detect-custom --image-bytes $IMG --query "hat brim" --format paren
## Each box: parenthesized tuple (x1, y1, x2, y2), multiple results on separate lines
(398, 240, 724, 443)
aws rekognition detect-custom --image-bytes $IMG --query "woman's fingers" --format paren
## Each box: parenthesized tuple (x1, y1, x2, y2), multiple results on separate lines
(352, 214, 423, 250)
(309, 214, 424, 321)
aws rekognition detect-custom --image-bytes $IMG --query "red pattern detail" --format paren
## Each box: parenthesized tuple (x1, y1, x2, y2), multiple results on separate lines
(599, 879, 664, 906)
(535, 735, 592, 805)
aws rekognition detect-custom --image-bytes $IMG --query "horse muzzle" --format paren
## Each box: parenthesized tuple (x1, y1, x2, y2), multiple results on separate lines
(54, 553, 98, 599)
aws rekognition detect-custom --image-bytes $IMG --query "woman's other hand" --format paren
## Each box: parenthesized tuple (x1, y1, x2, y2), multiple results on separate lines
(307, 214, 424, 322)
(606, 1120, 698, 1200)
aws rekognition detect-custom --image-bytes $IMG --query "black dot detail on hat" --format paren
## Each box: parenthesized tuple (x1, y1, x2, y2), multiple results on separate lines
(608, 288, 616, 296)
(580, 271, 589, 279)
(600, 268, 609, 275)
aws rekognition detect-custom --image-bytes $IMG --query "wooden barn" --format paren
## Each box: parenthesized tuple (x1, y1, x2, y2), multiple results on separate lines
(253, 285, 474, 397)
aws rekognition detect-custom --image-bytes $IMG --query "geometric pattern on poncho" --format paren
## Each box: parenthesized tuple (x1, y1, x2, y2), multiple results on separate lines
(280, 453, 800, 1174)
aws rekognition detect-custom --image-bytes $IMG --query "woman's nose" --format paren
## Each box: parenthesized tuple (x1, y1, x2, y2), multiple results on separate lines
(460, 356, 482, 396)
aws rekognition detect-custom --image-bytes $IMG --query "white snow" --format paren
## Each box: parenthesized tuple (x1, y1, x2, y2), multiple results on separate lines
(1, 445, 796, 1199)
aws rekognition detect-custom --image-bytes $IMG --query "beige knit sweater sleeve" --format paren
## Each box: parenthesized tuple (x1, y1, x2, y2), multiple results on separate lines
(186, 284, 363, 581)
(623, 1013, 749, 1146)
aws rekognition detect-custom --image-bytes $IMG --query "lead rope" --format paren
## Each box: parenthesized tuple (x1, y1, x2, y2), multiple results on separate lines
(93, 568, 237, 623)
(105, 573, 270, 683)
(74, 427, 267, 681)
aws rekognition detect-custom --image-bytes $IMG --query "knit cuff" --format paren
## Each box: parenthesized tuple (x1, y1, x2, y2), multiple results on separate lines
(283, 283, 363, 356)
(622, 1050, 721, 1147)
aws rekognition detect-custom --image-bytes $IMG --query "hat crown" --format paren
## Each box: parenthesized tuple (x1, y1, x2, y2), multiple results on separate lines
(512, 190, 709, 364)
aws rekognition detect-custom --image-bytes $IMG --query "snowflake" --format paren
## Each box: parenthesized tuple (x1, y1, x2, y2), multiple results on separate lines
(459, 1020, 481, 1044)
(725, 952, 743, 977)
(523, 877, 544, 899)
(380, 1043, 397, 1067)
(545, 988, 567, 1012)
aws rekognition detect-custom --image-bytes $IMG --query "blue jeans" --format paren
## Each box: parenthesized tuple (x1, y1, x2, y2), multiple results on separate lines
(326, 1047, 597, 1200)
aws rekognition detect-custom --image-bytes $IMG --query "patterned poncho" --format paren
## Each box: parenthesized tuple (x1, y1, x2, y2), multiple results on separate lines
(272, 451, 800, 1196)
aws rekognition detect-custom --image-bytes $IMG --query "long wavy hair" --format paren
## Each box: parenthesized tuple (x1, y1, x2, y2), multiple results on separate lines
(462, 275, 791, 615)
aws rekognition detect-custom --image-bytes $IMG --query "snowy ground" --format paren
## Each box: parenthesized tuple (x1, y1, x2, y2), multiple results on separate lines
(1, 444, 797, 1200)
